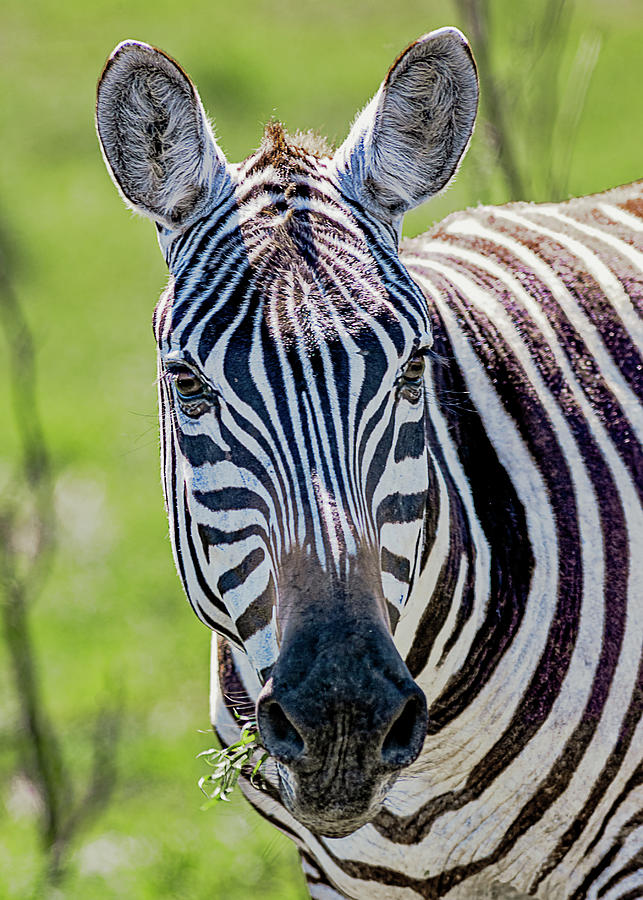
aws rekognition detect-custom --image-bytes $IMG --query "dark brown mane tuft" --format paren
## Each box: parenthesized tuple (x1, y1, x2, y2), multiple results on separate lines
(257, 120, 333, 169)
(261, 119, 290, 167)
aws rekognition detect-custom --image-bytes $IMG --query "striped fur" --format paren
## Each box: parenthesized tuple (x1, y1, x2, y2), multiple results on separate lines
(214, 183, 643, 899)
(153, 126, 435, 667)
(96, 33, 643, 900)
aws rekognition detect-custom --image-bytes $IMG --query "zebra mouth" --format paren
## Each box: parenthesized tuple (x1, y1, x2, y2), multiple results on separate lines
(274, 758, 393, 837)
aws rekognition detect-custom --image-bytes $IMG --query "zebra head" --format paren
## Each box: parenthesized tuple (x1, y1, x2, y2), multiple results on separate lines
(96, 30, 478, 837)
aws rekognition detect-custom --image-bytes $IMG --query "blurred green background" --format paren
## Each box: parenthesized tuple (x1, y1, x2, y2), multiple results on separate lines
(0, 0, 641, 897)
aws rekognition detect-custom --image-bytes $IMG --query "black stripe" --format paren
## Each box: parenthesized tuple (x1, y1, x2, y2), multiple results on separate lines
(375, 491, 426, 532)
(218, 547, 266, 596)
(235, 573, 276, 641)
(380, 547, 410, 583)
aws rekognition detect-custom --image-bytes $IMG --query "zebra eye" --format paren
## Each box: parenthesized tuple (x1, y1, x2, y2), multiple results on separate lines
(166, 365, 212, 416)
(404, 355, 426, 382)
(173, 368, 204, 399)
(400, 354, 426, 402)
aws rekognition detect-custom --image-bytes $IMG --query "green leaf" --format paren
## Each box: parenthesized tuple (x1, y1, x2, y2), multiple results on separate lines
(197, 716, 269, 808)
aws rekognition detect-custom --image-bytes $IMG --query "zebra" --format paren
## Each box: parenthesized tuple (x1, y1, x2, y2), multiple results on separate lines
(96, 27, 643, 900)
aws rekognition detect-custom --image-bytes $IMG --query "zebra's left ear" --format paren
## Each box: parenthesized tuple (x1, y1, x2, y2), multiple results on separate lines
(334, 28, 478, 223)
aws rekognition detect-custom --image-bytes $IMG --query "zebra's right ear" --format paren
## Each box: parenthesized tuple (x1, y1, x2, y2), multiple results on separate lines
(333, 28, 478, 225)
(96, 41, 231, 231)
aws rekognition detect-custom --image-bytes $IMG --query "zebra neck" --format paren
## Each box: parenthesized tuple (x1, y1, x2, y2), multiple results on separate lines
(397, 301, 535, 731)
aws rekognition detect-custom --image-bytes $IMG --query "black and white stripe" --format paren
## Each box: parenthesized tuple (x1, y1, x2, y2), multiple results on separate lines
(154, 139, 434, 670)
(213, 183, 643, 900)
(96, 32, 642, 900)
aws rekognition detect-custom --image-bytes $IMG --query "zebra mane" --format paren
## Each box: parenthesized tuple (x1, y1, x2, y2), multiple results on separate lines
(255, 120, 334, 165)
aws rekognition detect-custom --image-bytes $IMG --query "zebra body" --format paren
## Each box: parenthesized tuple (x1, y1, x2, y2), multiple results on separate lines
(213, 182, 643, 899)
(96, 28, 643, 900)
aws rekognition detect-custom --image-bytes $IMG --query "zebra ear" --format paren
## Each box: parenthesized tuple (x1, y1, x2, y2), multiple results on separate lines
(96, 41, 231, 230)
(334, 28, 478, 223)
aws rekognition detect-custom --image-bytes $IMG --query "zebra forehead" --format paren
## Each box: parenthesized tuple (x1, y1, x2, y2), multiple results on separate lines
(243, 230, 401, 343)
(160, 120, 429, 357)
(168, 218, 416, 355)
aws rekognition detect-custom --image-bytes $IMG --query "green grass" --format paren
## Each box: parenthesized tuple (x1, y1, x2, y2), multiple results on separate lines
(0, 0, 641, 897)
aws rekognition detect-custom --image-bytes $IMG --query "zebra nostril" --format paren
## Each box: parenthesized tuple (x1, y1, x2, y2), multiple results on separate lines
(381, 693, 427, 769)
(258, 699, 305, 764)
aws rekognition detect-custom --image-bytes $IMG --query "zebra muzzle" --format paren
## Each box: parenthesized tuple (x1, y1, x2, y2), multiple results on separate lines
(256, 615, 428, 836)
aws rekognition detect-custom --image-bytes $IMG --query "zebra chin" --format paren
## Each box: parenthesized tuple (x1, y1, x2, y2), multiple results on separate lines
(273, 760, 397, 838)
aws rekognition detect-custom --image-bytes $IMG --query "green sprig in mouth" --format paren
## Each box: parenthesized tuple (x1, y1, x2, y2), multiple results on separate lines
(198, 713, 269, 808)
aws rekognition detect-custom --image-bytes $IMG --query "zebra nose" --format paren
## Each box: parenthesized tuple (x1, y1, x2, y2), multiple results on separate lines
(380, 686, 427, 769)
(256, 696, 305, 765)
(256, 668, 427, 771)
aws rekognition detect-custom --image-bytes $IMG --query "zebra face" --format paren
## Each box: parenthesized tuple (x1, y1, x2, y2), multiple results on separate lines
(97, 29, 477, 835)
(153, 140, 435, 671)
